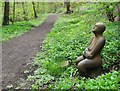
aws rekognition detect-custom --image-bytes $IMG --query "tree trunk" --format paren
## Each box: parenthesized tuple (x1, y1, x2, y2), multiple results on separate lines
(37, 2, 40, 13)
(22, 2, 25, 15)
(12, 0, 15, 24)
(115, 3, 120, 21)
(64, 0, 72, 14)
(117, 5, 120, 16)
(42, 1, 45, 13)
(66, 2, 70, 12)
(106, 11, 114, 22)
(22, 2, 28, 20)
(2, 2, 9, 25)
(54, 2, 57, 13)
(32, 2, 37, 18)
(106, 5, 114, 22)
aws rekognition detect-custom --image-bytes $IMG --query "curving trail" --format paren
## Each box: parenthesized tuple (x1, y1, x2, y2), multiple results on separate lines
(2, 14, 58, 89)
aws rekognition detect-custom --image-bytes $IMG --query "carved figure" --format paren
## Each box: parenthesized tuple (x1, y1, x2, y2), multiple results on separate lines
(76, 22, 106, 77)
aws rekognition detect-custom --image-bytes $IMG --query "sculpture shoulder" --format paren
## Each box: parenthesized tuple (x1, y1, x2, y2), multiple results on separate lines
(98, 36, 105, 44)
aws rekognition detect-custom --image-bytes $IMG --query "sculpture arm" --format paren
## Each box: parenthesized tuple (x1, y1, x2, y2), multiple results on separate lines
(83, 37, 105, 59)
(83, 51, 92, 59)
(83, 37, 94, 54)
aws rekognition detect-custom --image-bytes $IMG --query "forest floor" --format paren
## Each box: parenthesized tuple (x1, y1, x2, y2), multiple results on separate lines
(2, 14, 58, 89)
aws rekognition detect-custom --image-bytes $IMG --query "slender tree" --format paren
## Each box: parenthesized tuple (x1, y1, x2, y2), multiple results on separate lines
(22, 2, 28, 20)
(42, 1, 45, 13)
(115, 3, 120, 21)
(12, 0, 15, 24)
(37, 2, 40, 13)
(2, 1, 9, 25)
(22, 2, 25, 15)
(32, 2, 37, 18)
(54, 2, 57, 13)
(64, 0, 71, 14)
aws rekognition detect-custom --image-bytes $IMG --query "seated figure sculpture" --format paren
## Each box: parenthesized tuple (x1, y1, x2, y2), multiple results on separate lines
(76, 22, 106, 77)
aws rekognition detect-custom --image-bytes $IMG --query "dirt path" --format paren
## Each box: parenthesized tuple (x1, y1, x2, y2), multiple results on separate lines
(2, 14, 58, 89)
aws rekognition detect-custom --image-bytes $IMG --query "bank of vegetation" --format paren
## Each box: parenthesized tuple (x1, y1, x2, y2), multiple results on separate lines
(27, 3, 120, 90)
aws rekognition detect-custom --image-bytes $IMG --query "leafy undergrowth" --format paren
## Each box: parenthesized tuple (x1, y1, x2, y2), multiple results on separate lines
(1, 14, 47, 42)
(27, 3, 119, 90)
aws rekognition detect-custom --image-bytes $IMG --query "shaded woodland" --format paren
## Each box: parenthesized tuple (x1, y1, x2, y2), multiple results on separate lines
(1, 1, 120, 90)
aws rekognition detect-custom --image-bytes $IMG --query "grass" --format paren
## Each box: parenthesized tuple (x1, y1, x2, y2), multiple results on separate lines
(27, 3, 119, 90)
(1, 14, 47, 42)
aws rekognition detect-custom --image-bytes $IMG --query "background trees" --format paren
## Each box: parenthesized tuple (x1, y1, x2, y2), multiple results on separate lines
(2, 1, 120, 26)
(2, 2, 63, 26)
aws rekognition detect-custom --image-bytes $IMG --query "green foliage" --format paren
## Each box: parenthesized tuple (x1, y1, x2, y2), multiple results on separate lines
(85, 71, 119, 89)
(28, 72, 54, 89)
(52, 77, 75, 89)
(43, 17, 88, 61)
(102, 22, 120, 68)
(48, 71, 119, 90)
(28, 3, 119, 89)
(1, 14, 47, 42)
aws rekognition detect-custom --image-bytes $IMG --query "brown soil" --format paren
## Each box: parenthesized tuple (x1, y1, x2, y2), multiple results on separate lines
(2, 14, 58, 89)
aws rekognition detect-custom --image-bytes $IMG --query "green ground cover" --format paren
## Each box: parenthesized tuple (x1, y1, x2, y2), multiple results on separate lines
(27, 3, 120, 90)
(1, 14, 47, 42)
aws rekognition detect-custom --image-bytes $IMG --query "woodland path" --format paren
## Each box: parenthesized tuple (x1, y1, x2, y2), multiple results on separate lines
(2, 14, 58, 89)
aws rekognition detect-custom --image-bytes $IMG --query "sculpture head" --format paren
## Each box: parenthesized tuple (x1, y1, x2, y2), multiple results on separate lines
(92, 22, 106, 34)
